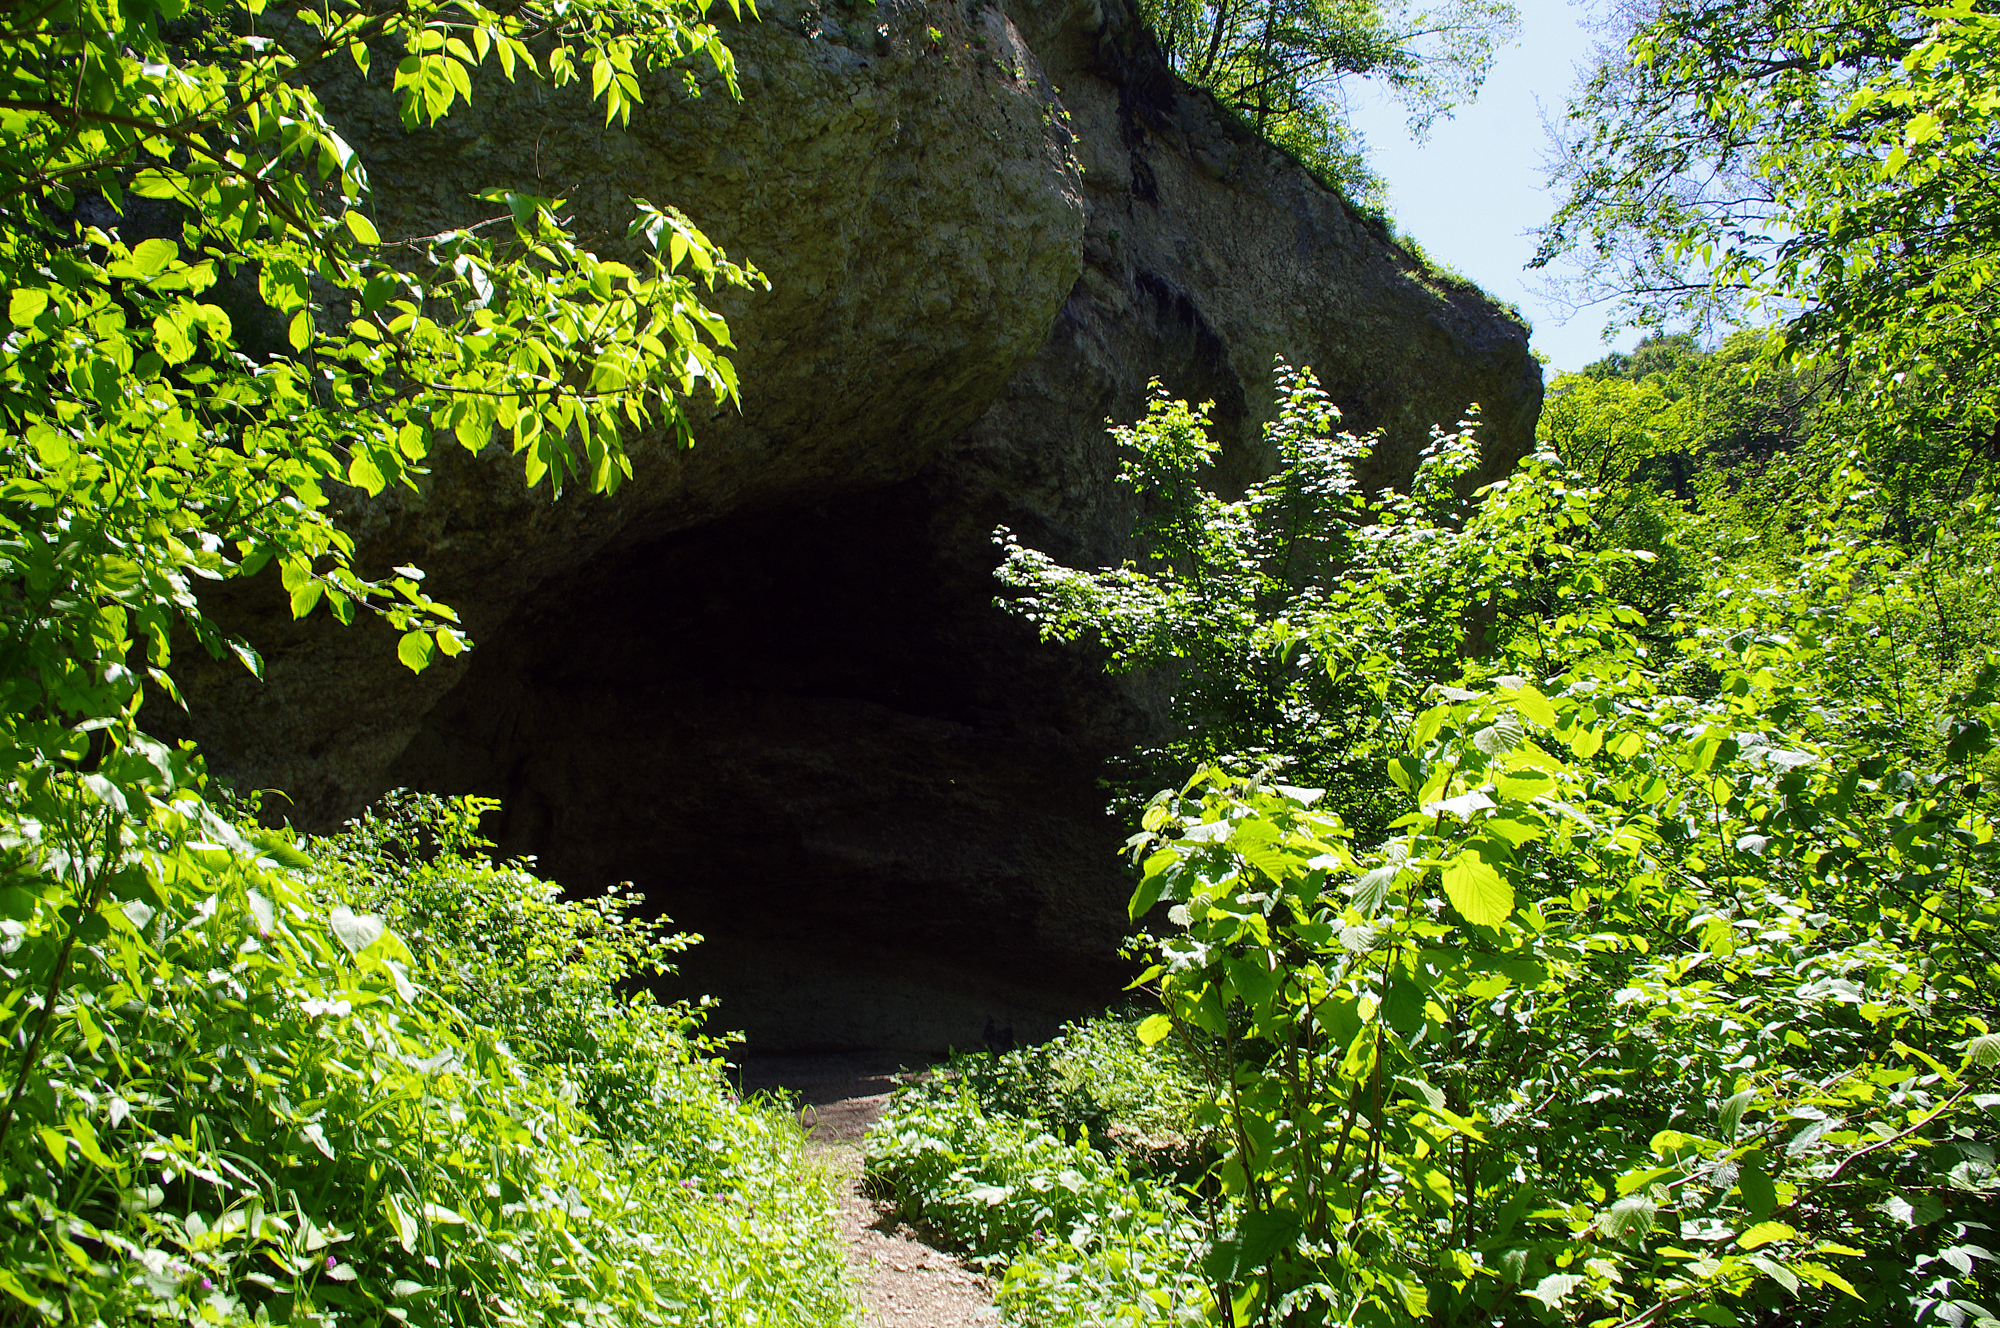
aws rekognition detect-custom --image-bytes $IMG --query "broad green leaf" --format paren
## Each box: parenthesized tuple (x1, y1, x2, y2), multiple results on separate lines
(1395, 1075, 1446, 1110)
(1493, 769, 1555, 800)
(1510, 684, 1557, 727)
(1525, 1274, 1583, 1310)
(1424, 789, 1495, 820)
(1566, 725, 1604, 758)
(344, 211, 381, 244)
(397, 629, 435, 672)
(8, 288, 48, 324)
(1597, 1194, 1657, 1242)
(1718, 1088, 1755, 1139)
(290, 580, 325, 619)
(152, 311, 196, 364)
(1136, 1013, 1173, 1045)
(130, 237, 178, 276)
(1351, 864, 1398, 913)
(1441, 850, 1513, 928)
(347, 451, 386, 495)
(1746, 1255, 1800, 1294)
(1737, 1158, 1777, 1218)
(1738, 1221, 1795, 1249)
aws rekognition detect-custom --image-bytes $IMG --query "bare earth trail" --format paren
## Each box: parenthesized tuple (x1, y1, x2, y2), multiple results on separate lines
(741, 1055, 999, 1328)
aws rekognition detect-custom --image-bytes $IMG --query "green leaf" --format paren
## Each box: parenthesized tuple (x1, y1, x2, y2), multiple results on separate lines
(1136, 1013, 1173, 1045)
(1493, 769, 1555, 800)
(152, 311, 196, 364)
(1128, 867, 1170, 920)
(347, 451, 386, 496)
(290, 581, 325, 619)
(1382, 972, 1426, 1032)
(130, 237, 178, 276)
(1964, 1033, 2000, 1068)
(1737, 1158, 1777, 1218)
(1718, 1088, 1755, 1139)
(8, 288, 48, 325)
(1566, 725, 1604, 758)
(344, 211, 381, 244)
(385, 1193, 419, 1253)
(1351, 864, 1398, 914)
(1738, 1221, 1795, 1250)
(397, 629, 435, 672)
(288, 310, 313, 350)
(1510, 684, 1557, 727)
(1596, 1194, 1657, 1242)
(1395, 1075, 1446, 1110)
(1440, 850, 1513, 928)
(1525, 1273, 1583, 1310)
(0, 1264, 56, 1315)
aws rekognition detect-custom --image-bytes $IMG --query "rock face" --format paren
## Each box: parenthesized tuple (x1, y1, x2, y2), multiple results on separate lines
(166, 0, 1541, 1051)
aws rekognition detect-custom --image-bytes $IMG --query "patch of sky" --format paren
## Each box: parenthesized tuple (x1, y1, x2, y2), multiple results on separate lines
(1341, 0, 1637, 374)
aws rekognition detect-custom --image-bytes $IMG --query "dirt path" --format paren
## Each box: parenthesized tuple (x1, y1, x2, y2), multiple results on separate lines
(740, 1055, 999, 1328)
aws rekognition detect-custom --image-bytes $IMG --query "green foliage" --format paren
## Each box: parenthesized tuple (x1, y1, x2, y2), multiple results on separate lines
(2, 0, 764, 731)
(1537, 0, 2000, 501)
(1136, 0, 1518, 200)
(997, 362, 1645, 836)
(303, 791, 720, 1148)
(1129, 642, 1999, 1324)
(942, 1016, 1211, 1173)
(867, 1081, 1143, 1264)
(3, 0, 764, 497)
(0, 792, 848, 1326)
(865, 1061, 1213, 1328)
(0, 3, 856, 1321)
(983, 366, 2000, 1326)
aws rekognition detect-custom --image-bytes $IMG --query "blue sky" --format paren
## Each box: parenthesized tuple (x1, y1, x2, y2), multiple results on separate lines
(1342, 0, 1639, 374)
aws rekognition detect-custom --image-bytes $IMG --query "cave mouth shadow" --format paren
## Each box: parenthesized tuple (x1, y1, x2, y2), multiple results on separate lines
(385, 481, 1145, 1053)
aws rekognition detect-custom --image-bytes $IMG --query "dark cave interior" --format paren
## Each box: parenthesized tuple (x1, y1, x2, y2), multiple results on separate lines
(383, 477, 1151, 1052)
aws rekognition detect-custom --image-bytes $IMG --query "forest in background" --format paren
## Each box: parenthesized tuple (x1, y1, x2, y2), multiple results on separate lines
(3, 0, 1997, 1322)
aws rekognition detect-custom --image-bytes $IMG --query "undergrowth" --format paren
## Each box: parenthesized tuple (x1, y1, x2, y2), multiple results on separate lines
(864, 1014, 1216, 1328)
(0, 790, 849, 1327)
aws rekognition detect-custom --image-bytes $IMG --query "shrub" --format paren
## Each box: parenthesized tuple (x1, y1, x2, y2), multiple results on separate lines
(943, 1015, 1210, 1178)
(864, 1030, 1217, 1328)
(0, 792, 849, 1327)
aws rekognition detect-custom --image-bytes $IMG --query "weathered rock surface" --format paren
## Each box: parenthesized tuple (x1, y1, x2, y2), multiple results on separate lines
(164, 0, 1540, 1050)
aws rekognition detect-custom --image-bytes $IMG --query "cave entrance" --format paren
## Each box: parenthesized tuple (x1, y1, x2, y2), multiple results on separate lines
(384, 480, 1141, 1053)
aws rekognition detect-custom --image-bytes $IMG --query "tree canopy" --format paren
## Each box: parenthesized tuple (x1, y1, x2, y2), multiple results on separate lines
(3, 0, 763, 684)
(1537, 0, 2000, 496)
(1139, 0, 1519, 198)
(0, 0, 792, 1319)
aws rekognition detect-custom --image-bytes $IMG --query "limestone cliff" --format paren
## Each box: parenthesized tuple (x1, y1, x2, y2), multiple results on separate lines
(164, 0, 1541, 1050)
